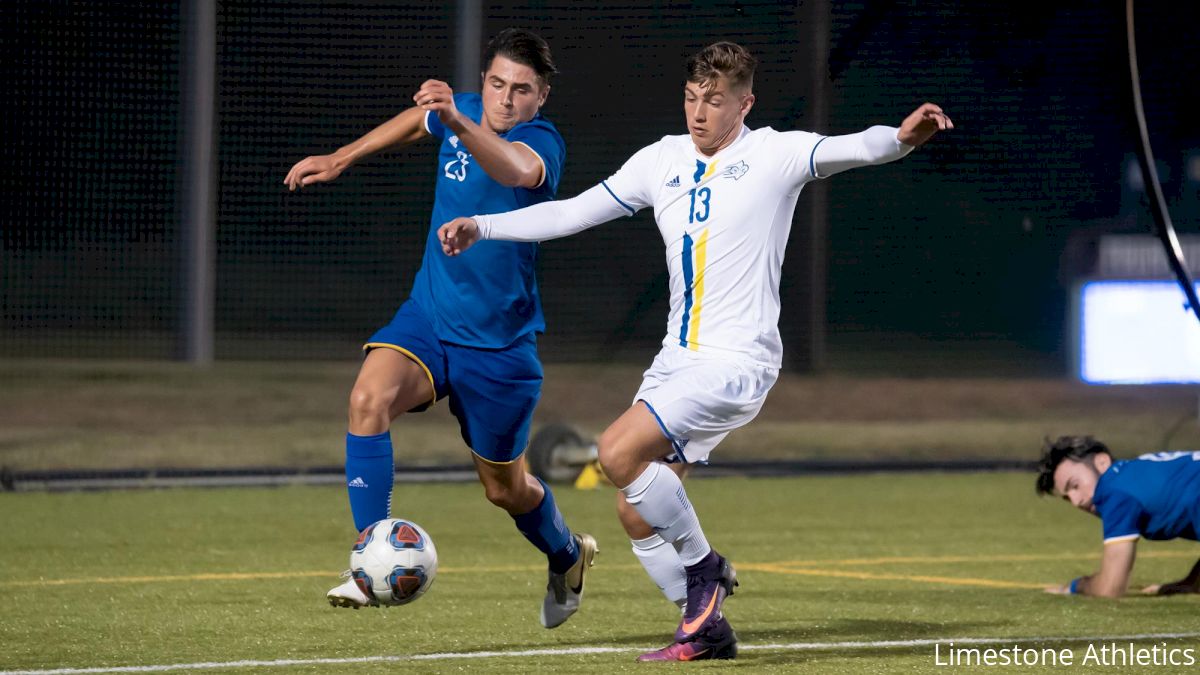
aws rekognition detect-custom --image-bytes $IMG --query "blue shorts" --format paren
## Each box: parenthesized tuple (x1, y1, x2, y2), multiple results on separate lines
(364, 300, 542, 464)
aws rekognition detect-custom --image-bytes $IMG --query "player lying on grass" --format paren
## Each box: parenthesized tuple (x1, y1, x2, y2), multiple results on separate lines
(439, 40, 952, 661)
(283, 28, 596, 627)
(1038, 435, 1200, 598)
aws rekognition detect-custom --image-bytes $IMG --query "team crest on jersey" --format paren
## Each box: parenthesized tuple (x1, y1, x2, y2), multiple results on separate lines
(449, 135, 460, 148)
(444, 150, 470, 181)
(722, 161, 749, 180)
(665, 175, 681, 187)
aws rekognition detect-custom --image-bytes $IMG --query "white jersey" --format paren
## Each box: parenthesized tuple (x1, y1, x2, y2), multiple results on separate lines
(603, 125, 823, 366)
(475, 124, 912, 368)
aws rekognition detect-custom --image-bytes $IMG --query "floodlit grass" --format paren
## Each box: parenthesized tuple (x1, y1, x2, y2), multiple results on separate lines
(1, 474, 1197, 673)
(2, 359, 1199, 470)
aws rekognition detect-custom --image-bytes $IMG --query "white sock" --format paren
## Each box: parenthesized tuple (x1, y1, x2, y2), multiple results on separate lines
(621, 462, 711, 566)
(631, 534, 687, 609)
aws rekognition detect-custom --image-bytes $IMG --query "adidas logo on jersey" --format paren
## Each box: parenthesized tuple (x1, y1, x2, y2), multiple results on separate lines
(347, 476, 368, 488)
(665, 175, 681, 187)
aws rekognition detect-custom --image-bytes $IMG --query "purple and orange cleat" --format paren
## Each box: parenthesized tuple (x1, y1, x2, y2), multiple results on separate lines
(675, 550, 738, 642)
(638, 615, 739, 662)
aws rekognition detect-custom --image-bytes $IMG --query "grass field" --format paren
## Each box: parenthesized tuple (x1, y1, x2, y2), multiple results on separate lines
(2, 357, 1198, 671)
(2, 473, 1198, 673)
(3, 358, 1200, 472)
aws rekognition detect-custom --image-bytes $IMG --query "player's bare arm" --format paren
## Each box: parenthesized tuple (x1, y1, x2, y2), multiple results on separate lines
(283, 105, 428, 191)
(1142, 557, 1200, 595)
(1043, 539, 1136, 598)
(417, 75, 546, 189)
(896, 102, 954, 147)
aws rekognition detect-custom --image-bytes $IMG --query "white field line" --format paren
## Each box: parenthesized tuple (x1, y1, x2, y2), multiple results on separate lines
(3, 632, 1199, 674)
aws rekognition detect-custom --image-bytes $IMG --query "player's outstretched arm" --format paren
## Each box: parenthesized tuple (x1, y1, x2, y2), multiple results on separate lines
(1044, 539, 1136, 598)
(896, 102, 953, 148)
(416, 79, 545, 189)
(1141, 557, 1200, 595)
(809, 105, 951, 179)
(438, 182, 633, 258)
(283, 106, 428, 191)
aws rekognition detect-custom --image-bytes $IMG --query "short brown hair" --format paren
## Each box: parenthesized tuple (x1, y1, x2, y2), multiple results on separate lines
(686, 41, 756, 92)
(1035, 436, 1111, 496)
(484, 28, 557, 85)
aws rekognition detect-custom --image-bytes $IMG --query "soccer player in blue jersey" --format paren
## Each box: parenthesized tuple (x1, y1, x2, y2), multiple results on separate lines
(283, 28, 596, 627)
(1037, 436, 1200, 598)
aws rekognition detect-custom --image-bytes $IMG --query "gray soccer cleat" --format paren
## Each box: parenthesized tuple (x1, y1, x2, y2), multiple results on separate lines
(540, 533, 598, 628)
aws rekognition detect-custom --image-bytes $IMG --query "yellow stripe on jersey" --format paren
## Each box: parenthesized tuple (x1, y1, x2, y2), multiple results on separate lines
(701, 161, 718, 181)
(686, 227, 710, 350)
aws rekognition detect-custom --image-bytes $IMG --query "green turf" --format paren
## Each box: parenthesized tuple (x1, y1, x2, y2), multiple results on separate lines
(1, 473, 1197, 673)
(3, 359, 1200, 472)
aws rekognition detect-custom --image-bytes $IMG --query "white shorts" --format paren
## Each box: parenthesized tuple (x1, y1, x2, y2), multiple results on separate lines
(634, 344, 779, 464)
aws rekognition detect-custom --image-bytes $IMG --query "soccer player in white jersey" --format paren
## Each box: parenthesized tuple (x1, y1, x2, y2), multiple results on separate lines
(439, 41, 953, 661)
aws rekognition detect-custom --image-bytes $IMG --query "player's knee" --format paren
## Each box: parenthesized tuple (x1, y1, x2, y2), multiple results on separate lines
(597, 429, 637, 485)
(348, 385, 391, 424)
(596, 430, 620, 476)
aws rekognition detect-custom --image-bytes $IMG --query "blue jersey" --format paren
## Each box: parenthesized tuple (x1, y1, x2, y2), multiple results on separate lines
(1093, 452, 1200, 543)
(408, 93, 565, 348)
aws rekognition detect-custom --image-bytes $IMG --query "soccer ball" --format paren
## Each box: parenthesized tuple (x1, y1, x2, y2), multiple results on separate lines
(349, 518, 438, 606)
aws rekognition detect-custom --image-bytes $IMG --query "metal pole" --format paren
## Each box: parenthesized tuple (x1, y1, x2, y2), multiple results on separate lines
(1125, 0, 1200, 325)
(786, 0, 831, 372)
(456, 0, 483, 91)
(806, 0, 831, 373)
(180, 0, 216, 364)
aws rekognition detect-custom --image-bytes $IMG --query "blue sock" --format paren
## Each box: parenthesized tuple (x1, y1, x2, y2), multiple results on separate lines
(345, 431, 394, 533)
(512, 476, 579, 574)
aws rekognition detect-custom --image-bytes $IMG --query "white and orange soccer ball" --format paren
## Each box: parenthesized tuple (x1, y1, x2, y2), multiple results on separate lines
(349, 518, 438, 606)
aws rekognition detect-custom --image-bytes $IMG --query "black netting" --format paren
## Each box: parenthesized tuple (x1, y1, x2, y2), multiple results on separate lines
(4, 1, 182, 357)
(5, 2, 1199, 361)
(216, 0, 453, 358)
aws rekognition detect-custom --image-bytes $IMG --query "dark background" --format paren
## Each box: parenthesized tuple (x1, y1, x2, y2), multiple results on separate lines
(4, 1, 1198, 371)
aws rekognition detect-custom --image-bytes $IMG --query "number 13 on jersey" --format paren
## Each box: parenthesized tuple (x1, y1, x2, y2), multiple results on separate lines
(689, 187, 711, 224)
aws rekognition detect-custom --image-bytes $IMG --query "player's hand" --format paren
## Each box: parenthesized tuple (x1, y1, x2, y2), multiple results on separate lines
(897, 102, 953, 147)
(1141, 580, 1200, 595)
(1042, 584, 1073, 595)
(439, 217, 481, 256)
(283, 154, 346, 191)
(414, 80, 463, 131)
